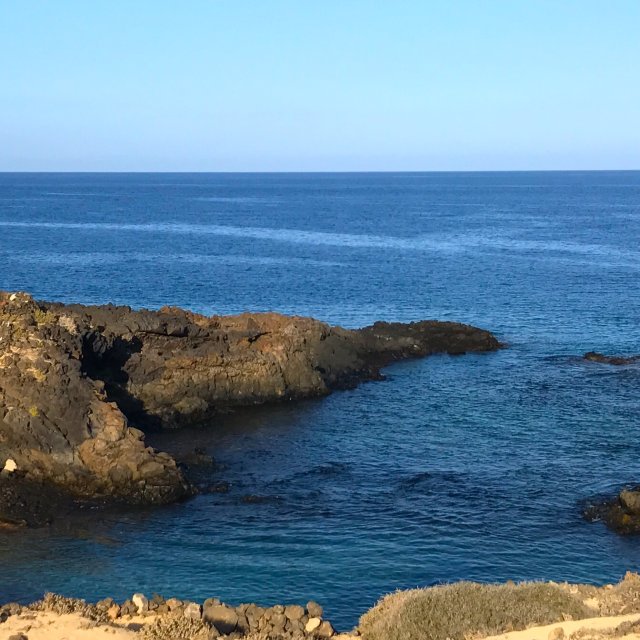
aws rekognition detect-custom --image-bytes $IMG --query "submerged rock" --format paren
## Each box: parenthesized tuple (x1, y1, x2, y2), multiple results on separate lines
(583, 351, 640, 365)
(0, 291, 501, 520)
(585, 487, 640, 534)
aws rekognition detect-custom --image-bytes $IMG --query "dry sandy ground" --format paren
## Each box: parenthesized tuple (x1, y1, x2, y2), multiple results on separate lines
(2, 611, 640, 640)
(0, 611, 145, 640)
(484, 613, 640, 640)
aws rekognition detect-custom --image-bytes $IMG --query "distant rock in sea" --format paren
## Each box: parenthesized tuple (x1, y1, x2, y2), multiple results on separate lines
(583, 351, 640, 366)
(585, 486, 640, 535)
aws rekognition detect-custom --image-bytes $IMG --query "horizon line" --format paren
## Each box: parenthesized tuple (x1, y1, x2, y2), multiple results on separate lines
(1, 168, 640, 175)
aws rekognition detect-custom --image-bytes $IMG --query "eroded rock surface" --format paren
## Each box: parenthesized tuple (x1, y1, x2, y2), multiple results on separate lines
(0, 291, 500, 516)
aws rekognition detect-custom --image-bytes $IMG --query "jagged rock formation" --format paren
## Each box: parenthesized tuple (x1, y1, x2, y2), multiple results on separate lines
(0, 291, 500, 520)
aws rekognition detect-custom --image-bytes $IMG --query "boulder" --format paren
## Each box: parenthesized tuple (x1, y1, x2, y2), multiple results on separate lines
(307, 601, 323, 618)
(203, 602, 238, 634)
(285, 604, 305, 621)
(306, 617, 322, 633)
(317, 620, 336, 638)
(132, 593, 148, 614)
(620, 490, 640, 514)
(585, 486, 640, 534)
(183, 602, 202, 621)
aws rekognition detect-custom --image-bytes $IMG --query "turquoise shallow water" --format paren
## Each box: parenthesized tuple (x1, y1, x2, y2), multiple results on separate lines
(0, 172, 639, 629)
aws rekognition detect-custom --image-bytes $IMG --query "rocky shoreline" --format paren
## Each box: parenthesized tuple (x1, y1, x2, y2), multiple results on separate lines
(0, 291, 501, 526)
(1, 592, 349, 640)
(4, 574, 640, 640)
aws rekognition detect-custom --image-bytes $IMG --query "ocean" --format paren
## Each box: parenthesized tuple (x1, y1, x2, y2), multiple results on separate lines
(0, 171, 639, 629)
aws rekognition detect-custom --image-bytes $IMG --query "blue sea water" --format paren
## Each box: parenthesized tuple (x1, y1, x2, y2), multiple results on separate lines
(0, 172, 639, 629)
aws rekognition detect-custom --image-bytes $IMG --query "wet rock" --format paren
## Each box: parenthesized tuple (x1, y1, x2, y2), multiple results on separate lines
(585, 487, 640, 534)
(178, 447, 215, 468)
(583, 351, 640, 365)
(620, 490, 640, 514)
(0, 475, 78, 528)
(203, 481, 230, 494)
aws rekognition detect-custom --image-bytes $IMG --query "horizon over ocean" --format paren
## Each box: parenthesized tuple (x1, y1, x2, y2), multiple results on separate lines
(1, 171, 639, 629)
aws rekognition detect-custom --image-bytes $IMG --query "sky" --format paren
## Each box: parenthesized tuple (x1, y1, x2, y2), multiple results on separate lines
(1, 1, 639, 172)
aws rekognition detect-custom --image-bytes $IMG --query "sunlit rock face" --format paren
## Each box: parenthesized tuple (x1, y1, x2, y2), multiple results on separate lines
(0, 291, 500, 515)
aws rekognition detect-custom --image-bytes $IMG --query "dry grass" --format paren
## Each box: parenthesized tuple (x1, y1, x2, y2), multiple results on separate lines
(359, 581, 594, 640)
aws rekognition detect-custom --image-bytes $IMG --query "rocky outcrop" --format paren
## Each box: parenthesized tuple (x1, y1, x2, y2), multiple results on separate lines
(0, 291, 500, 518)
(1, 592, 355, 639)
(585, 487, 640, 535)
(583, 352, 640, 366)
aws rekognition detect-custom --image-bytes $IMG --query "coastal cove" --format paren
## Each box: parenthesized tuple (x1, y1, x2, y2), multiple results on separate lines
(1, 172, 640, 629)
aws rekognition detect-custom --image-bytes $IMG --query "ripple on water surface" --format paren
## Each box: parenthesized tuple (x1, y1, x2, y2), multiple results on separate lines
(0, 172, 640, 629)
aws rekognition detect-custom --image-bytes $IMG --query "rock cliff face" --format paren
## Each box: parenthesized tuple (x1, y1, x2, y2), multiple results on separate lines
(0, 291, 500, 518)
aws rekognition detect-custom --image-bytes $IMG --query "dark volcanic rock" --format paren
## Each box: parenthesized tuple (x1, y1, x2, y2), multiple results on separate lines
(0, 474, 78, 528)
(0, 291, 501, 517)
(583, 351, 640, 366)
(585, 487, 640, 535)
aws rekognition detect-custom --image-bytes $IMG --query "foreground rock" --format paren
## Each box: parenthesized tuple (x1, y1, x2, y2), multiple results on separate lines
(583, 352, 640, 366)
(4, 575, 640, 640)
(0, 592, 355, 639)
(584, 487, 640, 534)
(0, 291, 500, 519)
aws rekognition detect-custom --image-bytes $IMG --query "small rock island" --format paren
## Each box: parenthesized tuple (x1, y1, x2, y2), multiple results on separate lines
(0, 291, 501, 525)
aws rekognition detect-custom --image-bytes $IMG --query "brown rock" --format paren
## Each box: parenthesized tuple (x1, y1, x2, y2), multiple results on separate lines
(584, 351, 640, 366)
(285, 604, 305, 621)
(306, 617, 322, 633)
(0, 291, 500, 522)
(203, 603, 238, 634)
(107, 604, 121, 620)
(620, 490, 640, 515)
(183, 602, 202, 621)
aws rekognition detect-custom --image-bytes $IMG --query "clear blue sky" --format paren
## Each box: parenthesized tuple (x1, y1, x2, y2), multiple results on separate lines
(1, 1, 639, 171)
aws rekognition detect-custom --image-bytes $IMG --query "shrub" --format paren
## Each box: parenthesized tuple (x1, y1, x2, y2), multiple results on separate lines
(359, 581, 593, 640)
